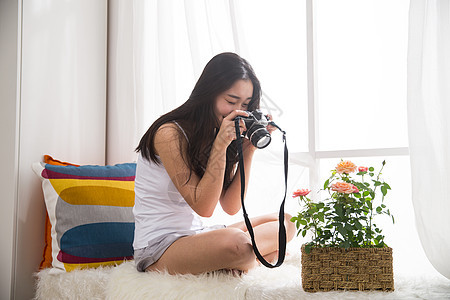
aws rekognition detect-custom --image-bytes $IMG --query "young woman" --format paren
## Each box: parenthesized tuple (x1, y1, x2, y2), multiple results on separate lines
(133, 52, 295, 275)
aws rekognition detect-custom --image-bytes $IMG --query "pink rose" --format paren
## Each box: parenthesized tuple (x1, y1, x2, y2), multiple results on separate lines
(331, 182, 359, 194)
(358, 166, 368, 172)
(293, 189, 311, 197)
(335, 161, 357, 174)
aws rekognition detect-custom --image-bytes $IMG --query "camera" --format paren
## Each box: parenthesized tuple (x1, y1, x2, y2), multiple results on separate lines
(236, 110, 271, 149)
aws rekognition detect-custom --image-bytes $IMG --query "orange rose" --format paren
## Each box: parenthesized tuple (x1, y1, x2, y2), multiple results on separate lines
(293, 189, 311, 197)
(331, 182, 358, 194)
(335, 160, 357, 174)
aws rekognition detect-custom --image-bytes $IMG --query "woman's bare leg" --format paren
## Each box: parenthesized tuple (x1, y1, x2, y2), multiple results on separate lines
(229, 212, 296, 260)
(260, 250, 279, 263)
(146, 227, 257, 275)
(146, 213, 295, 275)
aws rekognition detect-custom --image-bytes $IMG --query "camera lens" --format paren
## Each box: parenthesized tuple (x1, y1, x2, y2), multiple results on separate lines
(247, 125, 271, 149)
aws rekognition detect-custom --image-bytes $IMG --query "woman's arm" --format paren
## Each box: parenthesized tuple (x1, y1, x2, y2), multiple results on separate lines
(154, 111, 248, 217)
(219, 140, 256, 215)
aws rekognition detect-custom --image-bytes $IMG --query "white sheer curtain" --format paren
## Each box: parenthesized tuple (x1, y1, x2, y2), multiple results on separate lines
(407, 0, 450, 279)
(107, 0, 243, 165)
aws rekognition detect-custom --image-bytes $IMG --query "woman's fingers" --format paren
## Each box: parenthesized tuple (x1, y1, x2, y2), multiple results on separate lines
(267, 124, 276, 134)
(238, 118, 246, 134)
(223, 110, 248, 134)
(226, 119, 245, 139)
(265, 114, 276, 134)
(223, 110, 249, 121)
(216, 110, 249, 147)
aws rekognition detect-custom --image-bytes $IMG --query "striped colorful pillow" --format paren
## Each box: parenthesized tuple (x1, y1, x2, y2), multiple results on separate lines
(32, 161, 136, 271)
(40, 155, 81, 269)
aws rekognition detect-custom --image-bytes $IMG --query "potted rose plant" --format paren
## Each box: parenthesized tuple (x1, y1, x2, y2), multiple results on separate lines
(291, 160, 395, 292)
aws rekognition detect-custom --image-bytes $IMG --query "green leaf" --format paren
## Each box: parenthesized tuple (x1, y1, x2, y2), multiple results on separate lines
(335, 205, 343, 217)
(376, 206, 382, 213)
(305, 244, 313, 254)
(302, 230, 307, 237)
(369, 167, 375, 172)
(299, 219, 307, 226)
(345, 224, 353, 232)
(337, 225, 347, 237)
(355, 220, 363, 230)
(381, 186, 388, 196)
(324, 179, 330, 189)
(318, 212, 325, 222)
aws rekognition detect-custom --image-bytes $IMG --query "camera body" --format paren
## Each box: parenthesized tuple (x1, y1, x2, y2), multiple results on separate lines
(237, 110, 271, 149)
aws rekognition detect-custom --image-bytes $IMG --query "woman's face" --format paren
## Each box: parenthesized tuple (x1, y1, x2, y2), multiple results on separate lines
(214, 79, 253, 125)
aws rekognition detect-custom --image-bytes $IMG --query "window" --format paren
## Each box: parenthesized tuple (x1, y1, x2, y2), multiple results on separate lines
(233, 0, 410, 207)
(311, 1, 412, 269)
(315, 0, 409, 151)
(227, 0, 427, 272)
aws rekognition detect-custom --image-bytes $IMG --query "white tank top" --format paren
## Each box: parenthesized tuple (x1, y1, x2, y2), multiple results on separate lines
(132, 124, 204, 250)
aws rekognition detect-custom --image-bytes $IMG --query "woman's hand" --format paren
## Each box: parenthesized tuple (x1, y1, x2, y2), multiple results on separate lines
(266, 114, 277, 134)
(215, 110, 249, 150)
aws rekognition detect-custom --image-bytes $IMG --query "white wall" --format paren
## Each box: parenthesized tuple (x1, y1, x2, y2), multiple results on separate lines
(1, 1, 108, 299)
(0, 1, 20, 299)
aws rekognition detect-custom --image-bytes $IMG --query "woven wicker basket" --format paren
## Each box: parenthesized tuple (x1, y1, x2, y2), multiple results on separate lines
(301, 245, 394, 292)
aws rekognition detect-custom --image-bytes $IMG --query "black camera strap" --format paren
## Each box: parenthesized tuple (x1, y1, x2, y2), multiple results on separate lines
(234, 118, 288, 268)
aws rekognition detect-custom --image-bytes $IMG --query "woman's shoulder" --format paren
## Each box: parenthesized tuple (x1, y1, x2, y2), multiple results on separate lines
(154, 122, 187, 153)
(156, 121, 187, 139)
(157, 121, 178, 132)
(157, 121, 190, 140)
(154, 122, 176, 141)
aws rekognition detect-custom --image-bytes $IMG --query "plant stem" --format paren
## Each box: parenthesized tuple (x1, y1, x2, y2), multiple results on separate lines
(308, 201, 319, 243)
(367, 162, 385, 245)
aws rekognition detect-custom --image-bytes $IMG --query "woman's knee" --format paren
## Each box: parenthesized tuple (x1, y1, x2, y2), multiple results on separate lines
(284, 212, 296, 241)
(221, 228, 255, 266)
(266, 212, 295, 240)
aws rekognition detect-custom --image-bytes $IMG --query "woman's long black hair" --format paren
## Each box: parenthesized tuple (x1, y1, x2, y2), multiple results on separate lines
(136, 52, 262, 189)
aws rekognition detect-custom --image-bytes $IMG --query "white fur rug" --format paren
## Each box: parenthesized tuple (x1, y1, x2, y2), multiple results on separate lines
(35, 253, 450, 300)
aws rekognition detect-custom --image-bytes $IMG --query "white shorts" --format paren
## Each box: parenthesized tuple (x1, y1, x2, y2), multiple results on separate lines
(134, 224, 226, 272)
